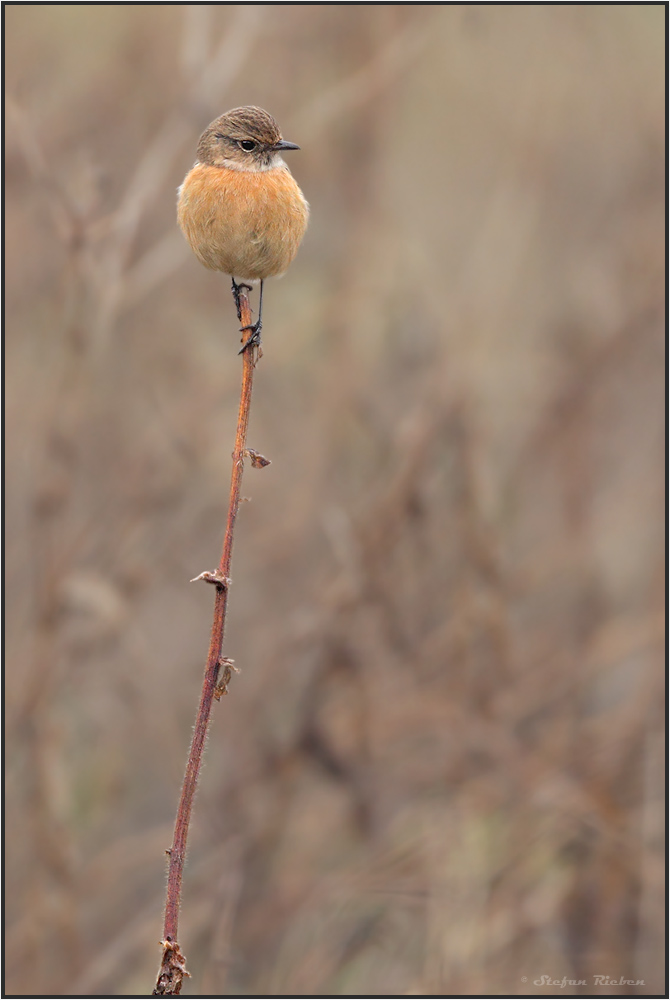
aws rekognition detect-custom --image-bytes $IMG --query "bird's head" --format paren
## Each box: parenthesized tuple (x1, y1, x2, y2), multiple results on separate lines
(196, 106, 300, 172)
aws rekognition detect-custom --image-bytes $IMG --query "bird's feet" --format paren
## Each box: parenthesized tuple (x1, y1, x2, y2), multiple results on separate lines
(231, 277, 252, 321)
(238, 319, 262, 354)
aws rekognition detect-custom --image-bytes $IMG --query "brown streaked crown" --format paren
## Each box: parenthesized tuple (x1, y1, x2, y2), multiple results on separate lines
(196, 106, 297, 171)
(209, 107, 282, 145)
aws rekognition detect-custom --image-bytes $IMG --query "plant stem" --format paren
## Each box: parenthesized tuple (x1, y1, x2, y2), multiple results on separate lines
(153, 287, 258, 996)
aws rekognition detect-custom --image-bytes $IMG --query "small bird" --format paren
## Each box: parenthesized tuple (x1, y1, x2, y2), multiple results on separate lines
(177, 106, 309, 347)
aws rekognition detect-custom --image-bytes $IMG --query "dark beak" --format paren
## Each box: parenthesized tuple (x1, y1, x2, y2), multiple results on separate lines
(273, 139, 300, 151)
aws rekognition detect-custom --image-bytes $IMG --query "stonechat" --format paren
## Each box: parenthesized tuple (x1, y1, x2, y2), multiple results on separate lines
(177, 106, 309, 347)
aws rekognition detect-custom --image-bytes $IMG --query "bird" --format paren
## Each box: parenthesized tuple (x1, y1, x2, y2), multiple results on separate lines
(177, 106, 309, 349)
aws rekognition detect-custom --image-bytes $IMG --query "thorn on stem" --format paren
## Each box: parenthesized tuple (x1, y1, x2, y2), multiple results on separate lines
(245, 448, 271, 469)
(190, 569, 232, 589)
(214, 656, 240, 700)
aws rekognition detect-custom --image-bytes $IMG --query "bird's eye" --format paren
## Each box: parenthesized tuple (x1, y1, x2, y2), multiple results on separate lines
(239, 140, 257, 151)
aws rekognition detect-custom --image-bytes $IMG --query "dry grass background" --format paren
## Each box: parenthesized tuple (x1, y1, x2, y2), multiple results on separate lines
(5, 5, 665, 997)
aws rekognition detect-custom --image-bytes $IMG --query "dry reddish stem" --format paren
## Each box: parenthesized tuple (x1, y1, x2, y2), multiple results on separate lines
(153, 288, 258, 995)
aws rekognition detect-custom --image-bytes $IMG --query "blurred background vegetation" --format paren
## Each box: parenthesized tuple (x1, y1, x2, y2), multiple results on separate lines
(5, 5, 664, 996)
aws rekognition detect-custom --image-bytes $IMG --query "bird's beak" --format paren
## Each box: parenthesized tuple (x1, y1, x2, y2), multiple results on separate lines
(273, 139, 300, 151)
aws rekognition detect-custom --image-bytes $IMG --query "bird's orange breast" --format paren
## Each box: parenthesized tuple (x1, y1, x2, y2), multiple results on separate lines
(177, 163, 309, 280)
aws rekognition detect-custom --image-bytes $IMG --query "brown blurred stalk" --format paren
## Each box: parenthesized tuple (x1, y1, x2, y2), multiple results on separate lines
(153, 287, 260, 996)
